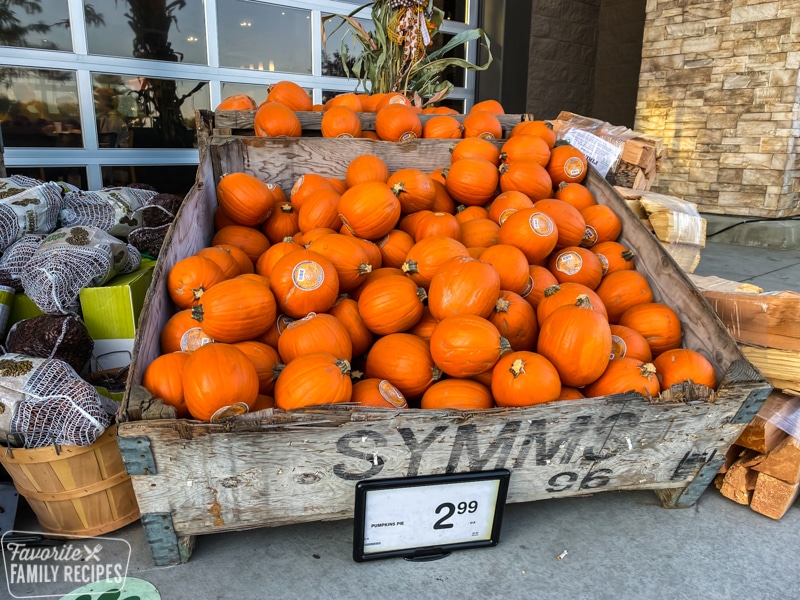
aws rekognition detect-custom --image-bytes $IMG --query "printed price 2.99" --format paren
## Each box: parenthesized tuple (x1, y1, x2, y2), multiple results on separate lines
(433, 501, 478, 529)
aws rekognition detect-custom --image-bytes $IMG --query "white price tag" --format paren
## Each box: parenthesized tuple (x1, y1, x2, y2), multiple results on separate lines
(561, 129, 622, 177)
(353, 470, 510, 562)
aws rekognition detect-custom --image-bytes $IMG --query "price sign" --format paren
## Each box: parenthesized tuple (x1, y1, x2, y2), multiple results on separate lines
(353, 470, 510, 562)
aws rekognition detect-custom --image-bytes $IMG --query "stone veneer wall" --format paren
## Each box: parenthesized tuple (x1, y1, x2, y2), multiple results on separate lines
(635, 0, 800, 217)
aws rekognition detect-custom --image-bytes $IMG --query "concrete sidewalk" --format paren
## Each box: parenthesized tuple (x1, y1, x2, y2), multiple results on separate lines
(6, 240, 800, 600)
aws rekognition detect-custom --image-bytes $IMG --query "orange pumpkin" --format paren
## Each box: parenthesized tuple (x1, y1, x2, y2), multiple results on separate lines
(338, 182, 401, 240)
(500, 135, 550, 166)
(306, 233, 375, 292)
(269, 249, 340, 317)
(142, 351, 192, 418)
(609, 324, 653, 363)
(470, 99, 504, 114)
(160, 309, 199, 354)
(183, 343, 259, 420)
(581, 204, 622, 247)
(274, 352, 352, 410)
(444, 158, 499, 206)
(387, 169, 437, 214)
(414, 211, 461, 242)
(349, 267, 405, 300)
(488, 190, 534, 225)
(365, 333, 442, 400)
(214, 206, 238, 230)
(266, 80, 312, 111)
(491, 351, 561, 407)
(216, 172, 275, 227)
(376, 229, 415, 269)
(523, 265, 558, 310)
(406, 305, 439, 341)
(536, 282, 608, 326)
(358, 274, 426, 335)
(278, 312, 353, 363)
(583, 358, 660, 398)
(653, 348, 717, 391)
(345, 155, 390, 187)
(191, 276, 276, 343)
(547, 143, 588, 186)
(329, 297, 374, 358)
(375, 92, 411, 111)
(555, 182, 597, 212)
(497, 208, 559, 264)
(254, 101, 302, 137)
(398, 210, 432, 238)
(431, 180, 457, 214)
(217, 94, 257, 111)
(591, 240, 635, 276)
(211, 225, 271, 263)
(402, 236, 469, 288)
(489, 291, 539, 351)
(290, 173, 336, 211)
(534, 198, 586, 250)
(478, 244, 530, 295)
(195, 246, 241, 279)
(450, 137, 501, 166)
(428, 256, 501, 320)
(459, 218, 499, 248)
(618, 302, 683, 358)
(167, 255, 226, 309)
(558, 387, 585, 400)
(455, 205, 490, 224)
(511, 120, 556, 148)
(352, 378, 408, 408)
(421, 379, 494, 410)
(547, 246, 604, 290)
(260, 203, 299, 244)
(325, 92, 363, 112)
(499, 159, 553, 201)
(375, 103, 422, 141)
(215, 244, 255, 275)
(233, 341, 281, 395)
(422, 115, 463, 139)
(255, 239, 303, 278)
(321, 105, 362, 138)
(595, 270, 654, 323)
(430, 315, 511, 377)
(462, 110, 502, 139)
(297, 188, 342, 233)
(537, 294, 612, 387)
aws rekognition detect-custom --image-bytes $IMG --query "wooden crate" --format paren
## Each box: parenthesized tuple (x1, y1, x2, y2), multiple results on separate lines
(118, 136, 771, 566)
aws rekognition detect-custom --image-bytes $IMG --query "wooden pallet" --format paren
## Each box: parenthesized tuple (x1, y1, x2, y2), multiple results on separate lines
(118, 137, 771, 565)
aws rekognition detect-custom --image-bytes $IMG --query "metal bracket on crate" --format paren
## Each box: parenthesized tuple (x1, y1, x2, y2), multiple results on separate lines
(141, 512, 194, 566)
(730, 386, 773, 425)
(117, 436, 157, 475)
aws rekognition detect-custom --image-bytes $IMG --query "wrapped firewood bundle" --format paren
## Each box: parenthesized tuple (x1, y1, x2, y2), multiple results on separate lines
(0, 353, 115, 448)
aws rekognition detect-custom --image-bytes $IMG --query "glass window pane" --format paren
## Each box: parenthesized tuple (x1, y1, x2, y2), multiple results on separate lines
(435, 0, 467, 23)
(86, 0, 208, 65)
(102, 164, 197, 196)
(439, 97, 464, 113)
(220, 82, 270, 106)
(218, 2, 311, 74)
(322, 14, 373, 78)
(0, 66, 83, 148)
(431, 32, 465, 88)
(0, 0, 72, 51)
(92, 73, 210, 149)
(9, 166, 87, 190)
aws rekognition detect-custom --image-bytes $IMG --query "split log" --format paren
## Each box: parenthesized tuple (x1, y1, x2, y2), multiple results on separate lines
(750, 472, 800, 520)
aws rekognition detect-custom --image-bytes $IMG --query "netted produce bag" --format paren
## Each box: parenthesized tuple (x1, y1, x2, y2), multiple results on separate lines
(21, 226, 142, 314)
(0, 234, 46, 292)
(60, 186, 158, 238)
(5, 314, 94, 374)
(127, 192, 183, 257)
(0, 353, 114, 448)
(0, 179, 65, 252)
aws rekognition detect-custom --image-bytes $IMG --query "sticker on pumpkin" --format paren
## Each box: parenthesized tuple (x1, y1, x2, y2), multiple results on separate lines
(290, 175, 305, 196)
(276, 313, 294, 333)
(388, 95, 407, 105)
(528, 212, 553, 236)
(554, 251, 582, 276)
(498, 208, 517, 225)
(563, 156, 585, 179)
(595, 252, 609, 275)
(582, 225, 598, 247)
(339, 213, 356, 236)
(378, 379, 408, 408)
(210, 402, 250, 422)
(291, 260, 324, 291)
(610, 335, 627, 360)
(477, 132, 496, 140)
(336, 133, 354, 139)
(180, 327, 214, 352)
(399, 131, 417, 141)
(520, 275, 534, 298)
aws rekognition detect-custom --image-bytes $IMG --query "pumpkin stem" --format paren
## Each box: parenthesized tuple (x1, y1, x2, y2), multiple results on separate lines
(417, 287, 428, 303)
(335, 358, 352, 375)
(575, 294, 593, 309)
(495, 297, 511, 313)
(543, 284, 561, 298)
(272, 363, 286, 379)
(456, 204, 467, 213)
(280, 203, 293, 213)
(282, 236, 296, 243)
(498, 151, 508, 162)
(349, 369, 364, 381)
(441, 167, 450, 179)
(622, 249, 635, 261)
(557, 181, 569, 191)
(190, 304, 204, 322)
(390, 182, 406, 197)
(432, 365, 443, 382)
(498, 163, 509, 175)
(639, 362, 657, 379)
(191, 286, 207, 302)
(401, 259, 418, 275)
(499, 336, 512, 355)
(357, 263, 373, 275)
(509, 357, 526, 378)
